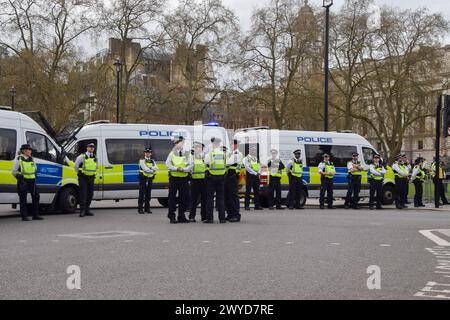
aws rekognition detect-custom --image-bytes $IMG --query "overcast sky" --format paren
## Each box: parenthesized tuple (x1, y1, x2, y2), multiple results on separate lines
(218, 0, 450, 44)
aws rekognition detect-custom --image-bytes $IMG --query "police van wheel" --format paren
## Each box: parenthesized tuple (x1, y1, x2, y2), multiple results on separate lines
(158, 198, 169, 207)
(58, 188, 78, 213)
(382, 184, 395, 205)
(299, 190, 307, 207)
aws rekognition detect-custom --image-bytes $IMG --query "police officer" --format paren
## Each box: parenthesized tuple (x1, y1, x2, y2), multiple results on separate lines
(319, 154, 336, 210)
(138, 147, 158, 214)
(411, 157, 426, 208)
(404, 155, 412, 204)
(244, 146, 263, 211)
(166, 136, 192, 224)
(204, 137, 227, 223)
(285, 149, 304, 210)
(431, 158, 449, 206)
(12, 144, 43, 221)
(189, 141, 207, 222)
(225, 139, 243, 222)
(368, 154, 386, 210)
(392, 154, 409, 209)
(268, 149, 285, 210)
(344, 152, 363, 209)
(74, 142, 97, 217)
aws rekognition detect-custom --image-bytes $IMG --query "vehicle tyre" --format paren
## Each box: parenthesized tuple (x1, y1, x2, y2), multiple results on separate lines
(58, 187, 78, 213)
(382, 184, 395, 205)
(158, 198, 169, 207)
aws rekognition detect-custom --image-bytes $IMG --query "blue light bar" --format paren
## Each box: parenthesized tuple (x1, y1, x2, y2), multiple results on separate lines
(207, 121, 219, 126)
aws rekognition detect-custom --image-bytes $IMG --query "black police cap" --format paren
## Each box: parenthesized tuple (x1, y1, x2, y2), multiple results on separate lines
(20, 144, 32, 150)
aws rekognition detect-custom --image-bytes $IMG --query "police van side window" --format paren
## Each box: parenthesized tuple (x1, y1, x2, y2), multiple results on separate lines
(26, 131, 60, 162)
(106, 139, 172, 164)
(68, 139, 98, 160)
(305, 145, 357, 167)
(0, 128, 16, 160)
(363, 147, 377, 164)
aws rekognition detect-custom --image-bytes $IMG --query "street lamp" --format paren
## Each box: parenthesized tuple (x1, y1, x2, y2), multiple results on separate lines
(323, 0, 333, 132)
(113, 59, 122, 123)
(9, 86, 16, 111)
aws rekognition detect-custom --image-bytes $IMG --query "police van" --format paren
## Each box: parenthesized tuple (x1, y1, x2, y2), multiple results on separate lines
(234, 127, 395, 207)
(0, 108, 229, 212)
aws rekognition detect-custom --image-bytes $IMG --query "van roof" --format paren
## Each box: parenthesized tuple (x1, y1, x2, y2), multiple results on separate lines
(0, 109, 47, 133)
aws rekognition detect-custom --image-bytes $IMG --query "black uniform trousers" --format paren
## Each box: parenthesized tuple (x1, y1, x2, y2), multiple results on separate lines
(413, 179, 424, 207)
(225, 172, 240, 219)
(269, 176, 283, 208)
(78, 174, 95, 214)
(345, 175, 361, 207)
(206, 174, 225, 221)
(395, 177, 407, 208)
(369, 179, 383, 208)
(288, 175, 304, 209)
(433, 177, 449, 204)
(138, 174, 153, 211)
(17, 179, 40, 219)
(168, 176, 189, 221)
(319, 177, 333, 207)
(245, 173, 261, 209)
(190, 178, 207, 221)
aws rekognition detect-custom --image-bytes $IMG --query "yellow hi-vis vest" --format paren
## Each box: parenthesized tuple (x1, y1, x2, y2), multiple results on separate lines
(431, 162, 444, 179)
(227, 151, 243, 173)
(80, 154, 97, 176)
(139, 159, 156, 178)
(192, 158, 206, 179)
(370, 164, 384, 181)
(170, 152, 189, 178)
(348, 161, 362, 176)
(269, 159, 283, 177)
(19, 157, 37, 180)
(413, 165, 425, 182)
(323, 162, 335, 179)
(393, 163, 408, 179)
(208, 150, 226, 176)
(246, 155, 260, 173)
(289, 159, 303, 178)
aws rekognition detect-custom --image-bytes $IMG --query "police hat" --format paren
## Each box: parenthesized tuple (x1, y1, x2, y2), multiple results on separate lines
(323, 153, 330, 157)
(222, 146, 228, 152)
(293, 149, 301, 154)
(172, 135, 184, 144)
(373, 154, 381, 158)
(270, 149, 279, 153)
(233, 139, 240, 145)
(87, 143, 95, 148)
(414, 157, 422, 165)
(20, 144, 32, 151)
(352, 152, 359, 156)
(144, 147, 152, 153)
(193, 141, 204, 148)
(211, 137, 222, 144)
(396, 154, 403, 160)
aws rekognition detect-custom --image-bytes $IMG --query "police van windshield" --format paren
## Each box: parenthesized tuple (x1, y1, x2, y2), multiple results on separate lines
(305, 145, 357, 167)
(106, 139, 173, 164)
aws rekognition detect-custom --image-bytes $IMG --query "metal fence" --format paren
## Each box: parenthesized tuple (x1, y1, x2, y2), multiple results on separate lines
(420, 179, 450, 204)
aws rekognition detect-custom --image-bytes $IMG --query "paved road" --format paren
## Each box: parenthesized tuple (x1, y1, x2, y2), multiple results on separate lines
(0, 201, 450, 300)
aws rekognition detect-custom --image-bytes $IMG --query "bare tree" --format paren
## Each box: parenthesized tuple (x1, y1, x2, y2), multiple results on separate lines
(162, 0, 238, 125)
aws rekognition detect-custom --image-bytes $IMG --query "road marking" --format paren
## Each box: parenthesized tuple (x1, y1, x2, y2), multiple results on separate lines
(286, 242, 294, 245)
(19, 240, 27, 243)
(201, 241, 210, 243)
(380, 244, 391, 247)
(124, 240, 134, 243)
(419, 230, 450, 246)
(58, 231, 149, 239)
(330, 243, 341, 246)
(242, 241, 252, 244)
(51, 240, 60, 243)
(163, 240, 170, 243)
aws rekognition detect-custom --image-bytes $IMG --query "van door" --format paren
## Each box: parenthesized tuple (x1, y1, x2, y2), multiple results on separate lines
(0, 128, 19, 203)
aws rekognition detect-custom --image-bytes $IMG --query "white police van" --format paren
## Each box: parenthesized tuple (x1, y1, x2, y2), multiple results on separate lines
(62, 121, 229, 208)
(0, 107, 229, 211)
(234, 127, 394, 207)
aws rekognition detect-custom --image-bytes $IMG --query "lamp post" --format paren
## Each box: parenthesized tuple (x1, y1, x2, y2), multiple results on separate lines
(113, 59, 122, 123)
(9, 86, 16, 111)
(323, 0, 333, 132)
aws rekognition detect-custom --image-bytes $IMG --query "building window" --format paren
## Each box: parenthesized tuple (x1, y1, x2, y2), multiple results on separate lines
(418, 140, 424, 150)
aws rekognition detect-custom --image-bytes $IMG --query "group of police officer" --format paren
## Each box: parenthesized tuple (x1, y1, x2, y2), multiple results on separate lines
(11, 140, 449, 222)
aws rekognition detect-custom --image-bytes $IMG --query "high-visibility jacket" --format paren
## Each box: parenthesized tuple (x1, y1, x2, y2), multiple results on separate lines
(269, 159, 283, 177)
(289, 159, 303, 178)
(348, 161, 363, 176)
(80, 154, 97, 176)
(393, 163, 408, 179)
(208, 150, 226, 176)
(139, 158, 156, 178)
(431, 162, 445, 179)
(192, 158, 206, 179)
(370, 164, 384, 181)
(245, 155, 260, 173)
(18, 156, 37, 180)
(170, 152, 189, 178)
(321, 162, 335, 179)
